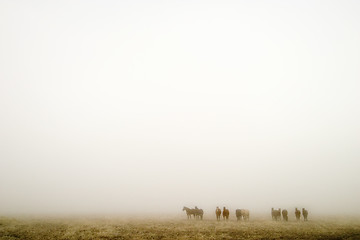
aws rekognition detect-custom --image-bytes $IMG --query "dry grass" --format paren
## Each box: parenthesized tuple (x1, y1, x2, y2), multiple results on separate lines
(1, 216, 360, 240)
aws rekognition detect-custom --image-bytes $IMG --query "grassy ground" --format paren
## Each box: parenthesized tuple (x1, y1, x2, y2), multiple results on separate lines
(1, 216, 360, 240)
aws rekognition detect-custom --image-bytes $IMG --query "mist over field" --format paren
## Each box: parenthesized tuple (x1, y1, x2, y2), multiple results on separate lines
(0, 0, 360, 218)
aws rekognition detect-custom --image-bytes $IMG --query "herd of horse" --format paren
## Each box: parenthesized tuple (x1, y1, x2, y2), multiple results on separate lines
(182, 207, 204, 219)
(271, 207, 308, 221)
(183, 206, 250, 221)
(183, 206, 308, 221)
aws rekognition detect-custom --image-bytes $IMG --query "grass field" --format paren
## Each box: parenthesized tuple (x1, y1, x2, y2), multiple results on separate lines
(1, 216, 360, 240)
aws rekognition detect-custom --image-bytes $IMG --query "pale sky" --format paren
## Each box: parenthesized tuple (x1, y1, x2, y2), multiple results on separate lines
(0, 0, 359, 216)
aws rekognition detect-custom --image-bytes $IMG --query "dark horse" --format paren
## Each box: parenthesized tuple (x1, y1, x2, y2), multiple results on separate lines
(282, 209, 288, 221)
(194, 208, 204, 220)
(295, 208, 301, 221)
(302, 208, 308, 221)
(223, 207, 229, 220)
(215, 207, 221, 221)
(183, 207, 203, 220)
(183, 207, 195, 219)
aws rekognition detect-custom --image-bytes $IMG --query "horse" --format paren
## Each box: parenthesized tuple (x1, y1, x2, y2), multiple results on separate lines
(302, 208, 308, 221)
(215, 207, 221, 221)
(194, 208, 204, 220)
(282, 209, 288, 221)
(295, 208, 301, 221)
(183, 207, 196, 219)
(236, 209, 250, 221)
(271, 208, 281, 221)
(223, 207, 230, 220)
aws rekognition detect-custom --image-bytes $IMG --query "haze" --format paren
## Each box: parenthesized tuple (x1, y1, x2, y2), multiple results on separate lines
(0, 0, 359, 217)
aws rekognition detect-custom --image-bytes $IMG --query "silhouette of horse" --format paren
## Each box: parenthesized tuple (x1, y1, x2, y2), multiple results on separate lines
(236, 209, 249, 221)
(295, 208, 301, 221)
(282, 209, 288, 221)
(302, 208, 308, 221)
(183, 207, 196, 219)
(215, 207, 221, 221)
(223, 207, 229, 220)
(271, 208, 281, 221)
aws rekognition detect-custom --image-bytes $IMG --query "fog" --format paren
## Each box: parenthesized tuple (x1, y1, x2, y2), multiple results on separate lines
(1, 0, 359, 217)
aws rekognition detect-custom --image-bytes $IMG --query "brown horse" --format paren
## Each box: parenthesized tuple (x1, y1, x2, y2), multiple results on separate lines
(223, 207, 229, 220)
(215, 207, 221, 221)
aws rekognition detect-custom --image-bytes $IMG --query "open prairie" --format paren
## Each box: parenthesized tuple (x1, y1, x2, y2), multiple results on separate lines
(1, 216, 360, 240)
(2, 1, 360, 239)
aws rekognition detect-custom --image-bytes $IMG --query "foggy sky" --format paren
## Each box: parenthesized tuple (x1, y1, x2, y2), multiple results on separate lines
(1, 0, 360, 216)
